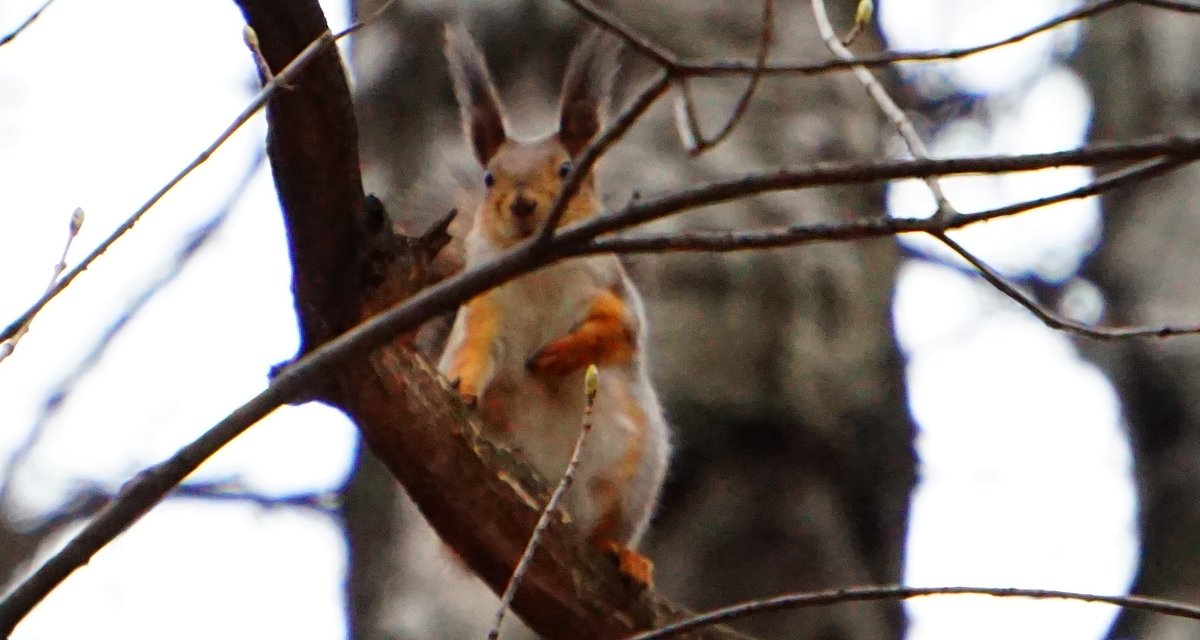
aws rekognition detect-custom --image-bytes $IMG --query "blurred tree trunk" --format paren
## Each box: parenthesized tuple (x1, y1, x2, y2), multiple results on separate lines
(1074, 8, 1200, 640)
(341, 2, 916, 639)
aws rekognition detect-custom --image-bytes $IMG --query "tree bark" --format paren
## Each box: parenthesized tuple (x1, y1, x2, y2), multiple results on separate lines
(1075, 7, 1200, 640)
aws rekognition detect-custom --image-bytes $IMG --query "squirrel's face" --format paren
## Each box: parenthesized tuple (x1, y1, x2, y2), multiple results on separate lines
(478, 136, 598, 247)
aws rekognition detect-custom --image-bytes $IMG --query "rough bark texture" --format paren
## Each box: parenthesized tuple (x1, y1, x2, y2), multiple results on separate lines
(1076, 7, 1200, 640)
(348, 2, 915, 639)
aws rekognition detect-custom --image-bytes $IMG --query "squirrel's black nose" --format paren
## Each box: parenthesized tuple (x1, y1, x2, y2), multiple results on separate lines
(510, 194, 537, 218)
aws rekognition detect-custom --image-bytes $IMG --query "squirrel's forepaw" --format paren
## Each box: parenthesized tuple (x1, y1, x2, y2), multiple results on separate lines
(526, 340, 580, 376)
(448, 378, 479, 409)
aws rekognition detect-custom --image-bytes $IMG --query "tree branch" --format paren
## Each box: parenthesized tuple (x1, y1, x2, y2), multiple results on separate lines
(581, 155, 1188, 255)
(0, 0, 54, 49)
(626, 584, 1200, 640)
(568, 0, 1133, 77)
(672, 0, 774, 156)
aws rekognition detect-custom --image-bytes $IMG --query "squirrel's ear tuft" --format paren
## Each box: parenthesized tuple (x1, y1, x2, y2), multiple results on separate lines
(444, 25, 508, 166)
(558, 28, 623, 157)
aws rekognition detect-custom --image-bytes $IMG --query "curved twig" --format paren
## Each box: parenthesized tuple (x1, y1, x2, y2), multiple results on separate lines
(623, 584, 1200, 640)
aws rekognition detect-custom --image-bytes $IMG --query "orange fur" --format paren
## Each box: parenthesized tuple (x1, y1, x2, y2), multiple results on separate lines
(445, 295, 499, 399)
(528, 289, 635, 376)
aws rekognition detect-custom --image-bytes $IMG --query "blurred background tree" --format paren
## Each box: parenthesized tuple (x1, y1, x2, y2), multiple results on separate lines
(1076, 7, 1200, 640)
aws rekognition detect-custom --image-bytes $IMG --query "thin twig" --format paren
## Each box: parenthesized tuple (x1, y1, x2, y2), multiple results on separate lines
(242, 26, 275, 83)
(624, 584, 1200, 640)
(0, 0, 399, 346)
(557, 0, 678, 69)
(488, 365, 601, 640)
(559, 0, 1129, 78)
(672, 0, 774, 155)
(0, 35, 326, 344)
(535, 71, 672, 243)
(933, 231, 1199, 339)
(0, 152, 265, 507)
(556, 133, 1200, 243)
(674, 0, 1132, 77)
(812, 0, 955, 218)
(0, 208, 83, 364)
(173, 481, 336, 513)
(0, 0, 54, 48)
(584, 155, 1188, 254)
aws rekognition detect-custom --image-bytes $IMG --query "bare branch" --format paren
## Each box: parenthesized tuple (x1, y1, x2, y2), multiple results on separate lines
(0, 152, 264, 509)
(536, 71, 672, 243)
(0, 0, 400, 346)
(933, 231, 1200, 338)
(672, 0, 773, 155)
(489, 366, 600, 640)
(556, 133, 1200, 243)
(626, 584, 1200, 640)
(0, 373, 296, 634)
(557, 0, 678, 69)
(0, 208, 81, 364)
(584, 155, 1187, 255)
(812, 0, 954, 218)
(674, 0, 1132, 77)
(0, 0, 54, 49)
(173, 481, 336, 513)
(0, 34, 327, 345)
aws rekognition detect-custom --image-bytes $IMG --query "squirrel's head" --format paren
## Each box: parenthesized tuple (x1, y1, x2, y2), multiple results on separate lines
(445, 26, 621, 248)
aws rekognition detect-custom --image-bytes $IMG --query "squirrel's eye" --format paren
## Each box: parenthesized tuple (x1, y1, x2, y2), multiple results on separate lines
(483, 171, 495, 188)
(557, 161, 572, 179)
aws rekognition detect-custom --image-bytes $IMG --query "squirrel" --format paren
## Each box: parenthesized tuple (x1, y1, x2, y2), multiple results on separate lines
(437, 25, 670, 586)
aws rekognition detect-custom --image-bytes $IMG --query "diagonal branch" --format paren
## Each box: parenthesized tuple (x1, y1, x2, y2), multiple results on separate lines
(932, 231, 1199, 339)
(0, 0, 54, 49)
(0, 0, 400, 347)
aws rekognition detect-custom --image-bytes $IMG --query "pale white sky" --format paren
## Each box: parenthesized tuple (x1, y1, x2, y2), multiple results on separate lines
(0, 0, 1138, 638)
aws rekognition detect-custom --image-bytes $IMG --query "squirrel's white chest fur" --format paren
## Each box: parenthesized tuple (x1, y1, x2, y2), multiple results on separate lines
(439, 239, 669, 546)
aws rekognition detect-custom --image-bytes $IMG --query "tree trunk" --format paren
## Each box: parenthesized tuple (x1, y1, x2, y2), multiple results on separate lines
(1075, 7, 1200, 640)
(345, 2, 916, 638)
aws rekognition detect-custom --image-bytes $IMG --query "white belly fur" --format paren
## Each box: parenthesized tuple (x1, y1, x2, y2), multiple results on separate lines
(439, 254, 669, 547)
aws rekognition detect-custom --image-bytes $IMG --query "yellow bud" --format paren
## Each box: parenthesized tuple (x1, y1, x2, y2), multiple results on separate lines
(584, 364, 599, 401)
(243, 25, 260, 50)
(855, 0, 874, 28)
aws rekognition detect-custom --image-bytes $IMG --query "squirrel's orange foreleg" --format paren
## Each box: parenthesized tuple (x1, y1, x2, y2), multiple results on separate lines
(445, 295, 500, 401)
(527, 289, 635, 376)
